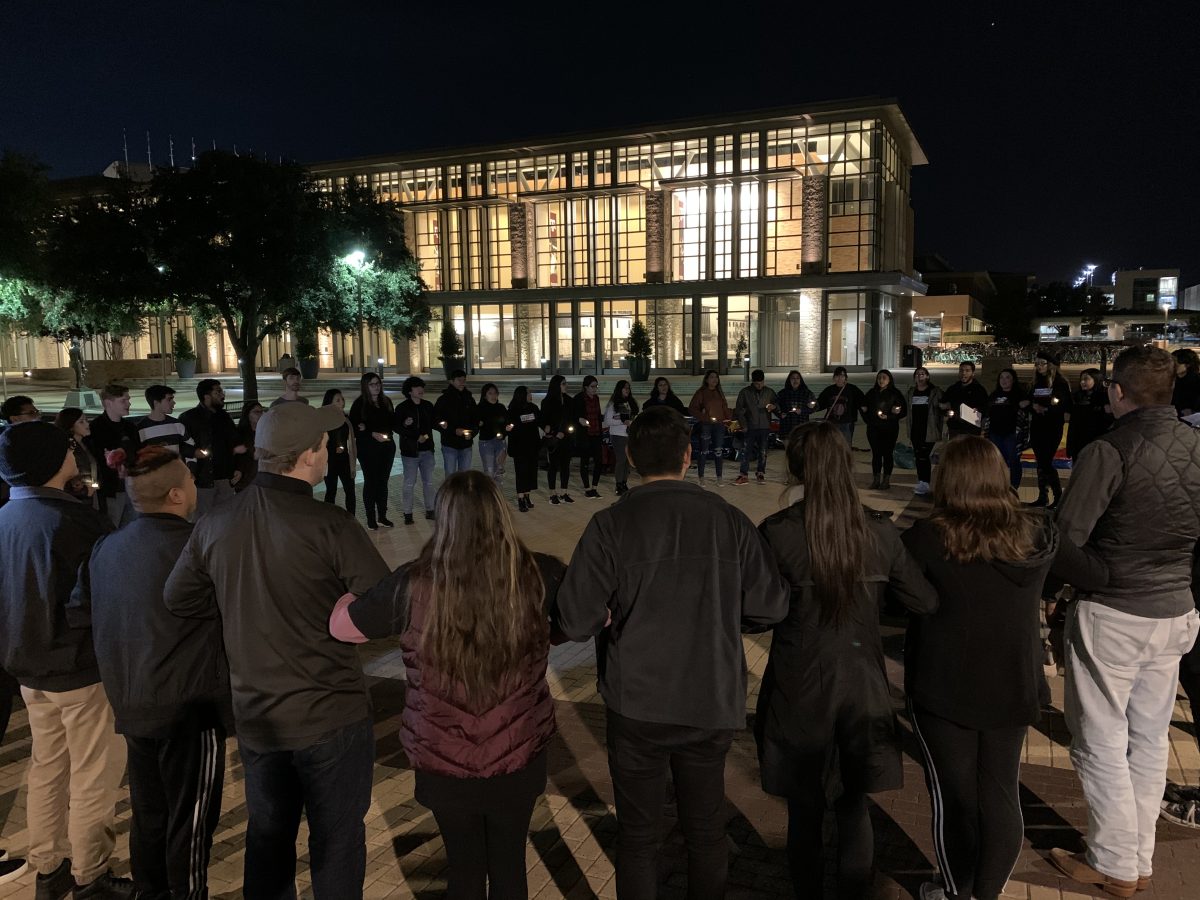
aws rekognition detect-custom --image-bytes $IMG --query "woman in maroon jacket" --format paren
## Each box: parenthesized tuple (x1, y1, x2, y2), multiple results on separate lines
(330, 470, 566, 900)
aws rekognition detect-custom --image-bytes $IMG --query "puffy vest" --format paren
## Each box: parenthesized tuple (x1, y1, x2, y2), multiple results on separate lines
(1086, 406, 1200, 617)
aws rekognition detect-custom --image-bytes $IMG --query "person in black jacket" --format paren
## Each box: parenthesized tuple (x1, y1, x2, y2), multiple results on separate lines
(816, 366, 866, 446)
(321, 390, 356, 514)
(571, 375, 605, 498)
(433, 370, 477, 477)
(860, 368, 907, 490)
(1170, 348, 1199, 419)
(939, 361, 989, 438)
(349, 372, 396, 530)
(476, 383, 511, 484)
(983, 368, 1030, 490)
(179, 379, 247, 517)
(70, 445, 232, 900)
(540, 375, 575, 505)
(84, 383, 141, 527)
(642, 376, 687, 414)
(902, 437, 1107, 900)
(0, 421, 132, 897)
(1027, 350, 1072, 507)
(755, 421, 936, 899)
(394, 377, 437, 524)
(507, 386, 542, 512)
(1066, 368, 1113, 461)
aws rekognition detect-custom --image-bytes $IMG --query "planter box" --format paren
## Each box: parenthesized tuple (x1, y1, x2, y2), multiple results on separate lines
(176, 359, 197, 379)
(628, 357, 651, 382)
(440, 358, 466, 379)
(299, 358, 319, 380)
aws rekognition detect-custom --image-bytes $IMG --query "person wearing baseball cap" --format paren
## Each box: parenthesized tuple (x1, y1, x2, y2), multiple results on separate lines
(0, 422, 133, 897)
(165, 402, 390, 899)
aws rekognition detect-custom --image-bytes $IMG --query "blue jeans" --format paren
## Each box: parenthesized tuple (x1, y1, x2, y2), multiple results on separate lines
(988, 432, 1023, 489)
(239, 718, 375, 900)
(836, 422, 855, 448)
(697, 422, 725, 479)
(740, 428, 770, 476)
(478, 438, 506, 483)
(402, 452, 435, 514)
(441, 445, 473, 477)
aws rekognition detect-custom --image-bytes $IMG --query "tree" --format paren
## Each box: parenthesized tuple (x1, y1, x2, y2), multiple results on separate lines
(149, 151, 427, 400)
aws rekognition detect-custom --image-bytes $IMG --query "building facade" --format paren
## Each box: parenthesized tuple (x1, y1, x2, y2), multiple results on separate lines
(310, 99, 927, 375)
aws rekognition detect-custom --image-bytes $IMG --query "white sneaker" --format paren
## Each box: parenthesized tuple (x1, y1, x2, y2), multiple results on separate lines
(698, 476, 706, 485)
(715, 477, 724, 487)
(913, 480, 931, 496)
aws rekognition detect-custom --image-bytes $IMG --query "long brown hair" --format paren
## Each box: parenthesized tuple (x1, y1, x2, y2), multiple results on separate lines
(785, 422, 870, 626)
(929, 436, 1037, 562)
(408, 470, 547, 709)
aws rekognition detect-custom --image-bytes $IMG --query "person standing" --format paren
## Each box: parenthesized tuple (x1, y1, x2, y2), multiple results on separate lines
(349, 372, 396, 530)
(0, 421, 132, 899)
(322, 389, 356, 515)
(179, 379, 246, 516)
(434, 370, 477, 477)
(1027, 350, 1072, 508)
(231, 401, 265, 492)
(776, 370, 817, 439)
(983, 368, 1029, 491)
(816, 366, 866, 447)
(688, 370, 732, 486)
(135, 385, 196, 459)
(85, 383, 141, 528)
(70, 446, 231, 900)
(643, 377, 687, 413)
(572, 375, 605, 499)
(165, 403, 392, 900)
(1171, 348, 1200, 419)
(604, 381, 639, 495)
(476, 383, 510, 484)
(1047, 346, 1200, 896)
(903, 438, 1106, 900)
(756, 421, 936, 898)
(556, 406, 789, 899)
(1066, 368, 1113, 461)
(54, 407, 101, 507)
(734, 369, 779, 485)
(939, 362, 989, 439)
(540, 375, 575, 505)
(330, 471, 566, 900)
(906, 367, 944, 496)
(270, 367, 310, 408)
(394, 377, 437, 524)
(861, 368, 907, 490)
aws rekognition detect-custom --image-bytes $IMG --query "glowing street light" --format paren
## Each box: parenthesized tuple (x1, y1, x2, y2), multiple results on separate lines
(342, 249, 368, 372)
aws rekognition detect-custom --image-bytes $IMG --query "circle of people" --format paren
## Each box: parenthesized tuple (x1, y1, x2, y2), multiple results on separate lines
(0, 345, 1197, 900)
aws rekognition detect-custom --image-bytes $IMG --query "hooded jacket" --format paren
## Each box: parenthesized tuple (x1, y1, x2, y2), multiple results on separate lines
(433, 386, 477, 450)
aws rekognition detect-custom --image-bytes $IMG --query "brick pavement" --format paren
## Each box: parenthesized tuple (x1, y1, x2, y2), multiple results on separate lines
(2, 447, 1199, 898)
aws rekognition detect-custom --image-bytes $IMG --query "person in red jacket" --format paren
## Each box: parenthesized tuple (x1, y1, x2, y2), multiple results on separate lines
(330, 470, 566, 900)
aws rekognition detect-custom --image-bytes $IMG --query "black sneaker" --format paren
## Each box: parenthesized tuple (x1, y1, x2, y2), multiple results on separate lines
(378, 516, 394, 528)
(403, 514, 414, 525)
(585, 489, 600, 499)
(550, 495, 560, 505)
(1161, 798, 1200, 828)
(36, 859, 74, 900)
(525, 496, 534, 508)
(366, 522, 378, 531)
(561, 493, 575, 503)
(518, 497, 528, 512)
(425, 510, 435, 520)
(73, 870, 135, 899)
(0, 854, 28, 886)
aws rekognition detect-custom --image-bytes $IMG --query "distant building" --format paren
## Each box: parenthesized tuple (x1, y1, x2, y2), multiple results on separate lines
(1109, 268, 1180, 311)
(908, 256, 994, 346)
(1180, 283, 1200, 311)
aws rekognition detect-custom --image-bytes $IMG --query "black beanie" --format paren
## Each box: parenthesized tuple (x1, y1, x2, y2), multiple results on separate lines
(0, 421, 72, 487)
(1036, 349, 1061, 366)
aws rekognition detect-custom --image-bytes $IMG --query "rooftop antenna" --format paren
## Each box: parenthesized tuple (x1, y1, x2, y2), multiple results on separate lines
(191, 137, 196, 162)
(168, 135, 175, 168)
(122, 129, 130, 173)
(146, 131, 153, 168)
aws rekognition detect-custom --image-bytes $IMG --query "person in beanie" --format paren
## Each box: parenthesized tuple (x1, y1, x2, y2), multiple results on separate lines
(70, 445, 231, 900)
(165, 402, 391, 900)
(0, 422, 132, 899)
(734, 369, 779, 485)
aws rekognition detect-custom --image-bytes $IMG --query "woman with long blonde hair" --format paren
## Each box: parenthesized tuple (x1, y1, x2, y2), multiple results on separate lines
(756, 421, 937, 897)
(902, 437, 1105, 900)
(330, 470, 565, 900)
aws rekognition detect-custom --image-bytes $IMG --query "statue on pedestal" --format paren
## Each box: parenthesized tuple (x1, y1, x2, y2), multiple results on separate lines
(68, 338, 88, 389)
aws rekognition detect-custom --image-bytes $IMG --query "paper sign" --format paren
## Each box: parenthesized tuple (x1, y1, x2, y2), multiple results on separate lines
(959, 404, 983, 428)
(520, 413, 536, 423)
(911, 396, 929, 406)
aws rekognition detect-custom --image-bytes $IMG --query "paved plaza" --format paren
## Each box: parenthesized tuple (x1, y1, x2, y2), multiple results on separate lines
(1, 444, 1199, 898)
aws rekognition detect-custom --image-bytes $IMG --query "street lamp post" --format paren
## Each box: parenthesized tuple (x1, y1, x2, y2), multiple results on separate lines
(342, 250, 366, 373)
(1163, 302, 1171, 341)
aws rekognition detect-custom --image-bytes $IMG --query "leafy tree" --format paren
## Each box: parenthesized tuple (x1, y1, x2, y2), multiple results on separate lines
(980, 285, 1035, 344)
(0, 151, 53, 280)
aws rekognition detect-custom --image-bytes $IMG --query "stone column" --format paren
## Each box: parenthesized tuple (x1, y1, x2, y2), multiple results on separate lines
(801, 175, 828, 276)
(509, 201, 533, 289)
(796, 290, 823, 373)
(645, 189, 665, 283)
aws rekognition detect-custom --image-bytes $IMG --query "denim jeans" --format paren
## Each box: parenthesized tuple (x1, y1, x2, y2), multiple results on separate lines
(836, 422, 856, 448)
(739, 428, 770, 476)
(239, 718, 375, 899)
(402, 452, 435, 514)
(477, 437, 505, 483)
(697, 422, 725, 479)
(988, 432, 1023, 489)
(441, 445, 473, 478)
(1064, 601, 1200, 881)
(605, 709, 735, 900)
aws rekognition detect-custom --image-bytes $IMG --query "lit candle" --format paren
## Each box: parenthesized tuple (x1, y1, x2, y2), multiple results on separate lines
(808, 399, 817, 408)
(1051, 396, 1060, 405)
(877, 410, 886, 419)
(568, 426, 575, 433)
(892, 405, 902, 414)
(439, 420, 448, 428)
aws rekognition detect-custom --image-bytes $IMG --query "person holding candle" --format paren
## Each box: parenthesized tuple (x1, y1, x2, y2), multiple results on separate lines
(688, 370, 733, 486)
(349, 372, 396, 530)
(643, 376, 688, 414)
(734, 369, 780, 485)
(572, 375, 606, 499)
(906, 367, 945, 496)
(604, 380, 639, 495)
(231, 401, 265, 493)
(861, 369, 908, 490)
(395, 377, 437, 524)
(54, 407, 101, 508)
(475, 383, 510, 485)
(1066, 368, 1113, 461)
(433, 370, 477, 478)
(1027, 350, 1072, 508)
(939, 362, 989, 439)
(507, 386, 542, 511)
(321, 389, 356, 515)
(982, 369, 1029, 491)
(540, 375, 575, 505)
(816, 366, 866, 447)
(776, 370, 817, 440)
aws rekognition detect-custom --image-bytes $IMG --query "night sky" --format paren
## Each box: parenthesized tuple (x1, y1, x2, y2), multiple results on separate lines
(3, 0, 1197, 287)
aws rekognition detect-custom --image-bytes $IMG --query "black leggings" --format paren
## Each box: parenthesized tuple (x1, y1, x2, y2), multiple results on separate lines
(547, 440, 572, 492)
(786, 789, 873, 899)
(429, 799, 538, 900)
(914, 439, 934, 483)
(358, 438, 396, 522)
(867, 424, 899, 476)
(1030, 424, 1063, 500)
(909, 702, 1027, 900)
(578, 434, 603, 488)
(323, 459, 355, 515)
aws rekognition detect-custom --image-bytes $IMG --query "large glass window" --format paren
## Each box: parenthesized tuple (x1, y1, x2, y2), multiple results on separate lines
(471, 303, 547, 369)
(593, 197, 612, 286)
(828, 174, 877, 273)
(554, 302, 573, 371)
(727, 295, 757, 371)
(739, 183, 760, 277)
(446, 208, 463, 290)
(671, 187, 706, 281)
(570, 198, 591, 286)
(827, 292, 871, 368)
(513, 303, 550, 369)
(615, 194, 645, 284)
(412, 211, 442, 291)
(602, 299, 689, 371)
(698, 297, 720, 371)
(764, 179, 803, 276)
(758, 294, 801, 368)
(714, 185, 733, 279)
(485, 205, 511, 289)
(535, 201, 566, 287)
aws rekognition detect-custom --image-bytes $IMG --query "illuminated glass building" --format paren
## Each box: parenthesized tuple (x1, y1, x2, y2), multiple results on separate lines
(310, 98, 928, 375)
